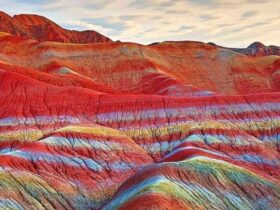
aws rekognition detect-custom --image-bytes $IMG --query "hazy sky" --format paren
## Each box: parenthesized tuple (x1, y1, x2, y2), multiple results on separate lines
(0, 0, 279, 47)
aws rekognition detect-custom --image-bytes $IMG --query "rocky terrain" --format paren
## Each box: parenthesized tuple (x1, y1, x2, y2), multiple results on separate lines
(0, 12, 279, 210)
(0, 11, 112, 43)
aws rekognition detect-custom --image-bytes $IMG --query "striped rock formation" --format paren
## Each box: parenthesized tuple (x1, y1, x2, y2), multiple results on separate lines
(211, 41, 280, 57)
(0, 11, 112, 43)
(0, 12, 280, 210)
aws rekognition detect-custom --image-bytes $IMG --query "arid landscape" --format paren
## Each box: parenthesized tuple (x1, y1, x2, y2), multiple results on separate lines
(0, 10, 279, 210)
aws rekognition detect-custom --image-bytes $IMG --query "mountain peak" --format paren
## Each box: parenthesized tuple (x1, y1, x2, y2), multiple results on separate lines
(13, 13, 56, 26)
(0, 11, 10, 18)
(248, 41, 265, 49)
(0, 11, 112, 43)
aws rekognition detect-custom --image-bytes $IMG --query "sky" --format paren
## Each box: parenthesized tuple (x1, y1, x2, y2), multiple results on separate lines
(0, 0, 279, 47)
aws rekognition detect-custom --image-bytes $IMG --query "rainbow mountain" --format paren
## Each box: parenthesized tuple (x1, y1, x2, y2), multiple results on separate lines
(0, 11, 279, 210)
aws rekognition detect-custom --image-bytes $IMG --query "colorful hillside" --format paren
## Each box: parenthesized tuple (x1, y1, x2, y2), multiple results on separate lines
(0, 12, 279, 210)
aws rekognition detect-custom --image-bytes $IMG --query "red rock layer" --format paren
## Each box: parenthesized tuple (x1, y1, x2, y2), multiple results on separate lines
(0, 68, 280, 209)
(0, 11, 112, 43)
(0, 33, 279, 96)
(0, 12, 279, 210)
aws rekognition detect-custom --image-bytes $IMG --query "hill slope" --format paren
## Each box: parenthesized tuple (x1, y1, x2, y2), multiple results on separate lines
(0, 11, 112, 43)
(0, 12, 279, 210)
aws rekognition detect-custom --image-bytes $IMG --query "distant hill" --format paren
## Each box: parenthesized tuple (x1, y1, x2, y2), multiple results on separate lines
(209, 41, 280, 56)
(0, 11, 112, 43)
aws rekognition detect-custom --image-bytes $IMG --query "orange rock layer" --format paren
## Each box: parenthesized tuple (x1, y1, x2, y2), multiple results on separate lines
(0, 12, 279, 210)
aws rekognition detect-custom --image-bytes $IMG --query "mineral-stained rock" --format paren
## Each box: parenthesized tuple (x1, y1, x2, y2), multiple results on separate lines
(230, 41, 280, 57)
(0, 33, 279, 96)
(0, 11, 112, 43)
(0, 11, 280, 210)
(104, 157, 280, 210)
